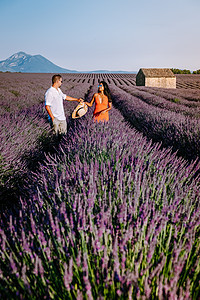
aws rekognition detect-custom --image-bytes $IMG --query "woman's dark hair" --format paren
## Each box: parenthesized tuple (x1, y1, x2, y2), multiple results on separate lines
(99, 81, 112, 102)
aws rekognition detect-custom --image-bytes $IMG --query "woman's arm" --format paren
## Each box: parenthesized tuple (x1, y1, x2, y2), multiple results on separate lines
(99, 102, 112, 115)
(106, 102, 112, 112)
(84, 94, 96, 107)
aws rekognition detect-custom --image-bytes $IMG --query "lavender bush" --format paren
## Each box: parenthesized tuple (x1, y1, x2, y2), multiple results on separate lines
(0, 73, 200, 299)
(137, 87, 200, 105)
(110, 84, 200, 161)
(119, 86, 200, 118)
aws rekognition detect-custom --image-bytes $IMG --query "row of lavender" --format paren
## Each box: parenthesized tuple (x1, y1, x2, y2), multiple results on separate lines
(0, 82, 200, 299)
(106, 74, 200, 162)
(109, 84, 200, 161)
(119, 85, 200, 118)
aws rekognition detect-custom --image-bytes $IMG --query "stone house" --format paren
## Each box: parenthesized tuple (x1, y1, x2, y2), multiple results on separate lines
(136, 68, 176, 88)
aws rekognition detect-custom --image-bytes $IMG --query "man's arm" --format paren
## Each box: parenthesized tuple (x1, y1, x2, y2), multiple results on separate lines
(65, 96, 83, 102)
(45, 105, 54, 121)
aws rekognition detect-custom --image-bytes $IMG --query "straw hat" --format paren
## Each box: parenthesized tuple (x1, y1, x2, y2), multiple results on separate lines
(72, 102, 88, 119)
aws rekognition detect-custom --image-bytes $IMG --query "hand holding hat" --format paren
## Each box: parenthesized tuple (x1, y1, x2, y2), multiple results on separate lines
(72, 101, 88, 119)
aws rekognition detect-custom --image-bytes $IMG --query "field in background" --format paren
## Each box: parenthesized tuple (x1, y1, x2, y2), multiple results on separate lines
(0, 73, 200, 299)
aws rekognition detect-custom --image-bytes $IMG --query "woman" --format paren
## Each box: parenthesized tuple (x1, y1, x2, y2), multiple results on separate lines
(85, 81, 112, 122)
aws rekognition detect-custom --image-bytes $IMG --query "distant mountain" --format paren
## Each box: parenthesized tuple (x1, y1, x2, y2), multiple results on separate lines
(0, 51, 136, 74)
(83, 70, 137, 74)
(0, 52, 77, 73)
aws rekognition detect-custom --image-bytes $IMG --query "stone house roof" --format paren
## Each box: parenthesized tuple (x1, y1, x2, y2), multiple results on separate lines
(139, 68, 175, 78)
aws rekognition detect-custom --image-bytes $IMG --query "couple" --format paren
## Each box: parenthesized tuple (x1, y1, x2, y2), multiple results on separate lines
(45, 74, 112, 135)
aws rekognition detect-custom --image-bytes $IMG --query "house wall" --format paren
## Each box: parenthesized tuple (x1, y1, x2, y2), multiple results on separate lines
(145, 77, 176, 88)
(136, 72, 145, 86)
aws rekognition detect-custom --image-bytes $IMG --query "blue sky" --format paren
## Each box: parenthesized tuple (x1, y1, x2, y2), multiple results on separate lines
(0, 0, 199, 71)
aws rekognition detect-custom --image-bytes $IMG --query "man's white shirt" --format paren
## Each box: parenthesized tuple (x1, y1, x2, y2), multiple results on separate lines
(45, 86, 67, 120)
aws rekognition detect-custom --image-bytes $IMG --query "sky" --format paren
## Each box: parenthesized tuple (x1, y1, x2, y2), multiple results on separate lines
(0, 0, 199, 72)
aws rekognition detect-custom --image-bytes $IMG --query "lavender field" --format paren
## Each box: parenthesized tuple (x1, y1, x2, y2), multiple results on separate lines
(0, 72, 200, 299)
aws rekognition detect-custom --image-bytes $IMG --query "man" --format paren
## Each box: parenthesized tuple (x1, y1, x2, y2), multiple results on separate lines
(45, 74, 82, 135)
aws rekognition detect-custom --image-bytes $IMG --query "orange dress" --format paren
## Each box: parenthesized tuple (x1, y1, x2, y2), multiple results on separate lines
(93, 94, 109, 122)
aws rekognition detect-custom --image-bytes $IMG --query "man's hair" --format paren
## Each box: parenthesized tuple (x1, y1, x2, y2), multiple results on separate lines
(52, 74, 62, 84)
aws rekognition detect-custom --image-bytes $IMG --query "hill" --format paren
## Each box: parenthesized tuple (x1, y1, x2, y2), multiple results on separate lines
(0, 52, 77, 73)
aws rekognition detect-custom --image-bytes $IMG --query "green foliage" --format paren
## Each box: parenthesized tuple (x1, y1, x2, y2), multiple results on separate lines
(193, 69, 200, 74)
(10, 90, 20, 97)
(171, 68, 191, 74)
(171, 98, 180, 103)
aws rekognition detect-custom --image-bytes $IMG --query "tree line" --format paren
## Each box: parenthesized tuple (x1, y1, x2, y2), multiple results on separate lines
(171, 68, 200, 74)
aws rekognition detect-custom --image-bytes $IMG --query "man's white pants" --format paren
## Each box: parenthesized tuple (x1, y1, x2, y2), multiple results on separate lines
(52, 118, 67, 135)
